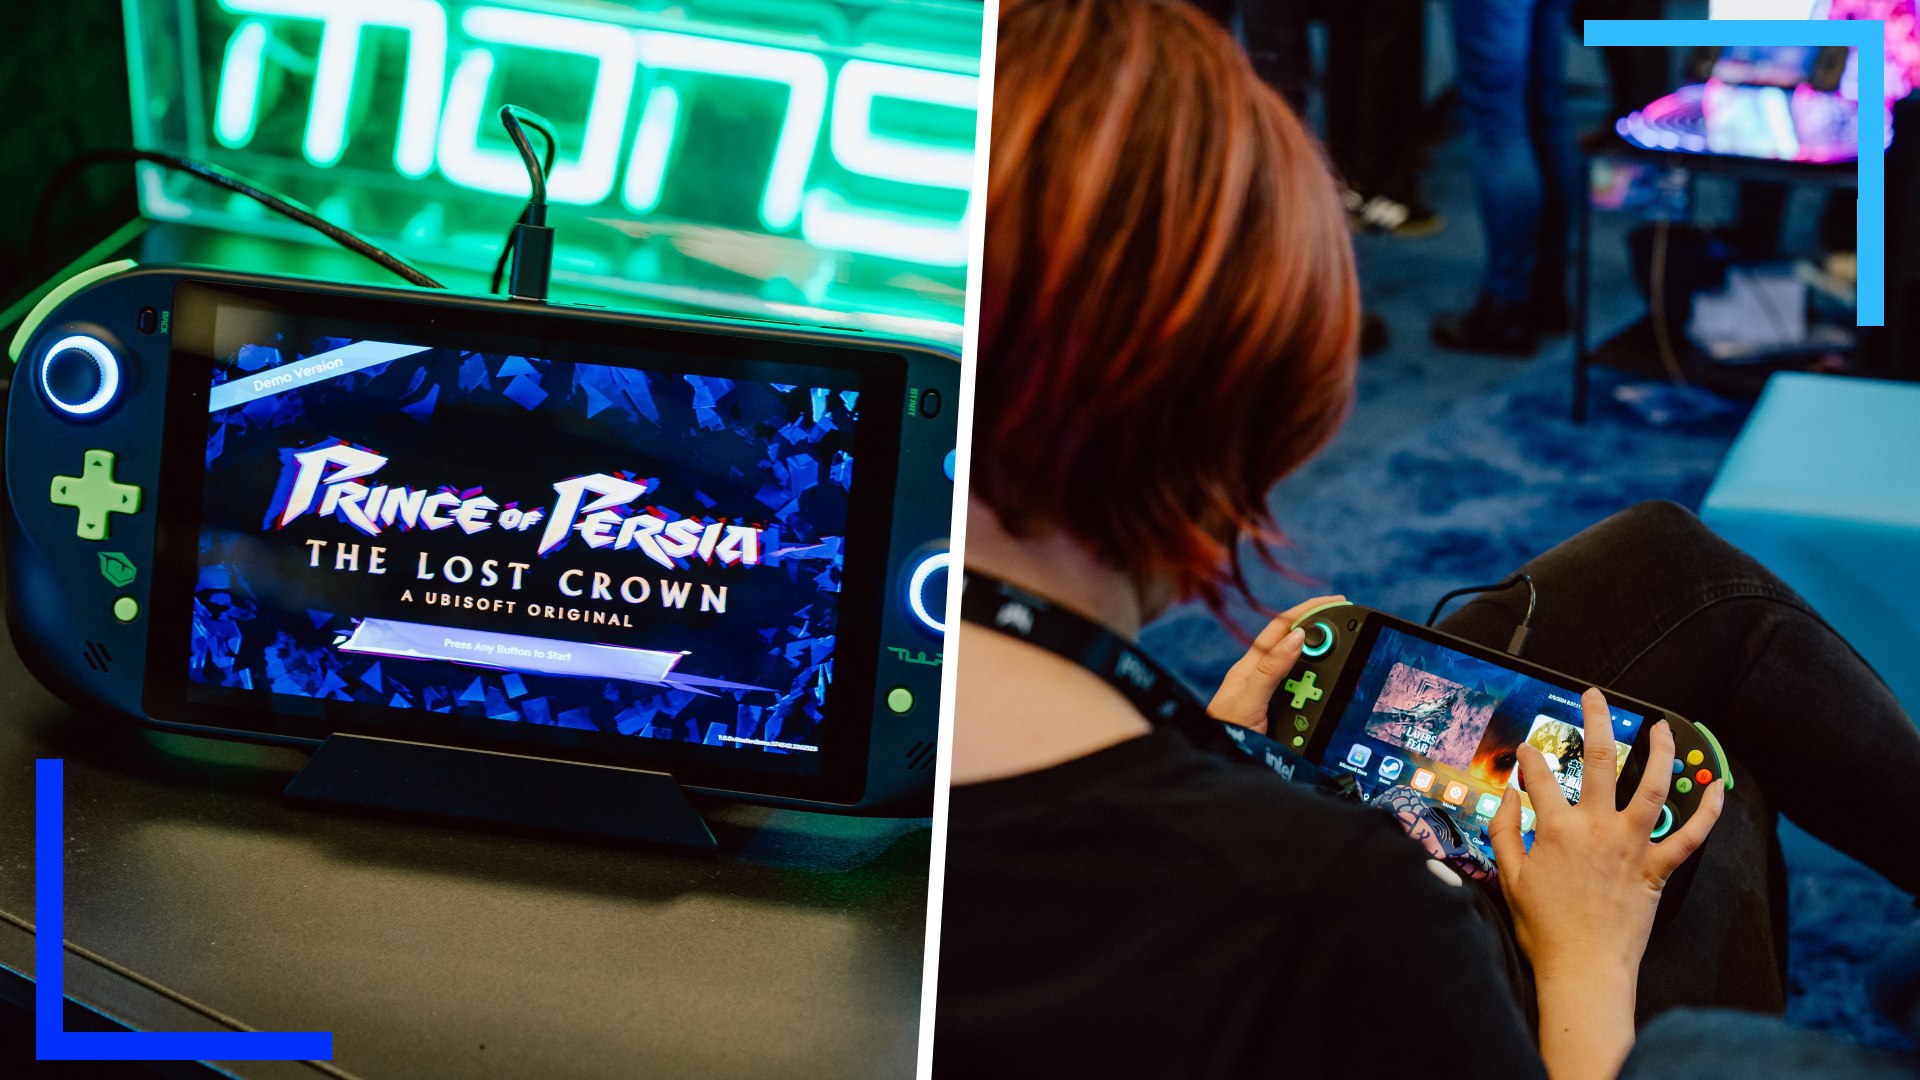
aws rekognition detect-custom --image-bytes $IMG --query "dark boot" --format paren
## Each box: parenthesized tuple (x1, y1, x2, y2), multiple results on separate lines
(1530, 265, 1571, 337)
(1431, 293, 1538, 356)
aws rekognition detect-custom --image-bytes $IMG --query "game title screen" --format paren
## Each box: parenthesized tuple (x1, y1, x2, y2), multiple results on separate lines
(186, 314, 871, 778)
(1320, 627, 1645, 836)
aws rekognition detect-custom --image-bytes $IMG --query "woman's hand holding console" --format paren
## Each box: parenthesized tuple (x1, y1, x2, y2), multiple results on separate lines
(1212, 603, 1724, 1080)
(1494, 689, 1724, 1080)
(1204, 595, 1347, 734)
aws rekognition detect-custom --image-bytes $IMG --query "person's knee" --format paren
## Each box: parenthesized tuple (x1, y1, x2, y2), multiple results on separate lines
(1572, 500, 1760, 583)
(1613, 500, 1707, 544)
(1545, 501, 1725, 579)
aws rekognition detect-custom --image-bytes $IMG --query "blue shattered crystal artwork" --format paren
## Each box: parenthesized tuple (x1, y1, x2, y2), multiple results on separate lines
(187, 329, 866, 771)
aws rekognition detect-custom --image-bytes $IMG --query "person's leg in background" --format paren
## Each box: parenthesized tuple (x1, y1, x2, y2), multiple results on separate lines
(1527, 0, 1580, 335)
(1236, 0, 1314, 116)
(1232, 0, 1395, 354)
(1182, 0, 1241, 30)
(1437, 501, 1920, 1019)
(1433, 0, 1545, 355)
(1573, 0, 1671, 149)
(1323, 0, 1442, 237)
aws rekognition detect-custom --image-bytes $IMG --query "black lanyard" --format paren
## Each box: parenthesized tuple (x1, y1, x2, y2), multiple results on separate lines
(959, 570, 1357, 800)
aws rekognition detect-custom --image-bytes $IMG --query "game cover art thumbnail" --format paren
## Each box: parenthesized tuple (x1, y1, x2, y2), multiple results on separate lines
(1363, 662, 1498, 770)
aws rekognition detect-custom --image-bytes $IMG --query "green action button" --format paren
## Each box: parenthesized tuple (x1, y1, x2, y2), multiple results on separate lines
(50, 450, 142, 541)
(113, 596, 138, 623)
(886, 687, 914, 714)
(1676, 777, 1693, 795)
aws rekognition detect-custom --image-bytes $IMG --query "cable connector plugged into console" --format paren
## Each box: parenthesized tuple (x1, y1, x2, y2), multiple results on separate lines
(1426, 573, 1537, 658)
(495, 105, 557, 303)
(508, 221, 554, 302)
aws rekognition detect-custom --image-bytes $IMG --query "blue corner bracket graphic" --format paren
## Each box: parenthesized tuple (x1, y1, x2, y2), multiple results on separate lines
(1584, 19, 1886, 327)
(34, 758, 334, 1061)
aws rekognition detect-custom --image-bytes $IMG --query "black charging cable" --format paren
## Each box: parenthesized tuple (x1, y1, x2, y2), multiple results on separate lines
(492, 105, 557, 302)
(30, 149, 445, 290)
(1426, 573, 1537, 657)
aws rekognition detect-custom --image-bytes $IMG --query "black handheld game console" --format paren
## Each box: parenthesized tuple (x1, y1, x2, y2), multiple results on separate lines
(1271, 602, 1730, 855)
(5, 262, 957, 815)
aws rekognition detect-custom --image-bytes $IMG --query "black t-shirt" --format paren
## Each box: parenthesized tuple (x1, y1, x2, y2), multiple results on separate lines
(934, 727, 1549, 1079)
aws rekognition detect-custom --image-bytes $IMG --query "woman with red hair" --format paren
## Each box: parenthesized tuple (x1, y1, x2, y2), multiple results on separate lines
(937, 2, 1920, 1077)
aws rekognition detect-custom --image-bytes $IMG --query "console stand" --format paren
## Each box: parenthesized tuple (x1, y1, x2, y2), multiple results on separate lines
(284, 734, 717, 850)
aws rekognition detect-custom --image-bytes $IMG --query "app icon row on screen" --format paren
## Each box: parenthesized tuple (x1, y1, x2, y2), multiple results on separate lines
(1347, 743, 1534, 826)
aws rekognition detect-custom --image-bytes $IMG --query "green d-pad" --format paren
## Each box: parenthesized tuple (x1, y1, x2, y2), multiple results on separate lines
(50, 450, 142, 541)
(1283, 670, 1324, 710)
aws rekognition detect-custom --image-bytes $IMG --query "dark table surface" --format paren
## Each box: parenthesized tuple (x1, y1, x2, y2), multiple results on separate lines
(0, 609, 933, 1079)
(0, 233, 933, 1080)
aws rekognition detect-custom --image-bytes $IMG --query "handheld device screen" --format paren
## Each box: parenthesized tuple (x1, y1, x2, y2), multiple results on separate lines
(1317, 624, 1647, 837)
(156, 284, 904, 801)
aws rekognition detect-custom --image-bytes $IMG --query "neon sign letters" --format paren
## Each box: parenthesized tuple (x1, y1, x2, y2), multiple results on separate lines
(186, 0, 979, 268)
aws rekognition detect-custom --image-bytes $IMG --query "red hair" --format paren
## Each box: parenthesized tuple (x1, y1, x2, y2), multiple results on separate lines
(975, 0, 1361, 614)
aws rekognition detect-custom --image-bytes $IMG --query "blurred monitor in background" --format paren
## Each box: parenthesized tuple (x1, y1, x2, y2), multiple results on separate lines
(1617, 0, 1915, 162)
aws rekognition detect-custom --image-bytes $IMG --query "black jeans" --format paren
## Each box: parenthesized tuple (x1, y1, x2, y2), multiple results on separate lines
(1437, 501, 1920, 1022)
(1190, 0, 1429, 204)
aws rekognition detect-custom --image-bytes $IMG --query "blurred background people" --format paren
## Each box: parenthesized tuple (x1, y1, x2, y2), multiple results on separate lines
(1431, 0, 1582, 354)
(1190, 0, 1442, 235)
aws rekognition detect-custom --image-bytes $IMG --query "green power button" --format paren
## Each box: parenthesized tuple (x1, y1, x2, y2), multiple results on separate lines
(886, 687, 914, 714)
(113, 596, 139, 623)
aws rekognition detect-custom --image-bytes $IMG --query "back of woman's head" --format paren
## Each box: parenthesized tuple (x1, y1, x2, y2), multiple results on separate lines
(976, 0, 1360, 613)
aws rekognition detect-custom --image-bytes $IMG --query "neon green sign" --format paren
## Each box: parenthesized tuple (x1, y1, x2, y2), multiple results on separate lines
(123, 0, 983, 337)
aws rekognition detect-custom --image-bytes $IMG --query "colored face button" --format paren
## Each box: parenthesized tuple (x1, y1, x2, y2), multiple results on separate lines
(1695, 768, 1713, 785)
(886, 687, 914, 714)
(1283, 670, 1324, 710)
(50, 450, 142, 541)
(1672, 759, 1684, 774)
(113, 596, 139, 623)
(1685, 749, 1704, 766)
(1676, 777, 1694, 794)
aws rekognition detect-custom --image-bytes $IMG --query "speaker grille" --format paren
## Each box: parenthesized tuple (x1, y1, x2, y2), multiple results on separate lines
(82, 641, 113, 673)
(902, 741, 937, 771)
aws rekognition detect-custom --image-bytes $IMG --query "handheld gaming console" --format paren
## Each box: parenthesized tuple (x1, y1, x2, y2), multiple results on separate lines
(5, 262, 957, 815)
(1270, 602, 1730, 857)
